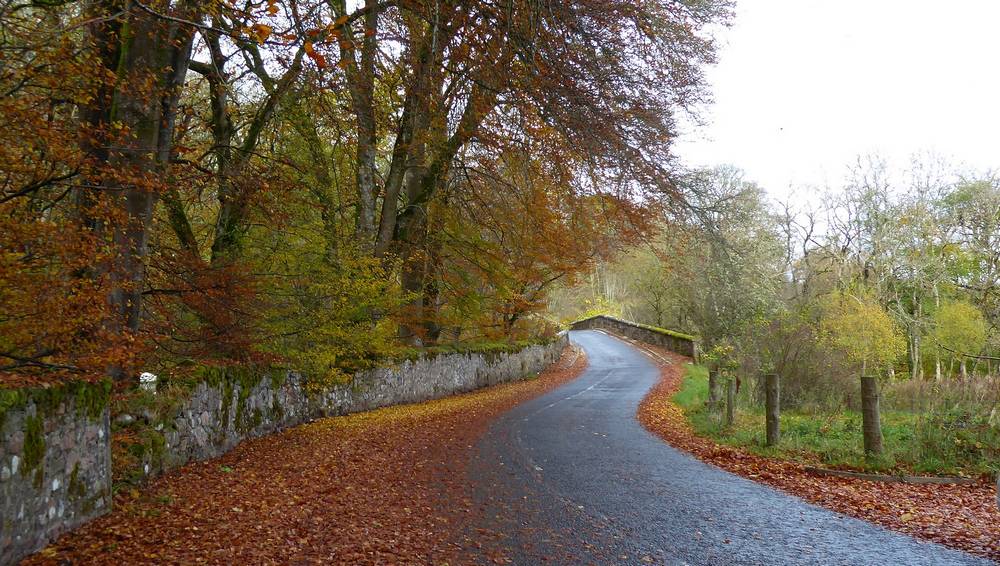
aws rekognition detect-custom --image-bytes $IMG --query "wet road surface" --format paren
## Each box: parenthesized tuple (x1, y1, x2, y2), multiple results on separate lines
(468, 330, 989, 565)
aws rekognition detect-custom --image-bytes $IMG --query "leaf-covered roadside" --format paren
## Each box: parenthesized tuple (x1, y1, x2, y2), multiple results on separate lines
(22, 347, 586, 565)
(636, 345, 1000, 562)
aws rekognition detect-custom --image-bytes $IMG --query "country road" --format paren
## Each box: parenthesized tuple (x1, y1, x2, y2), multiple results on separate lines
(468, 330, 989, 565)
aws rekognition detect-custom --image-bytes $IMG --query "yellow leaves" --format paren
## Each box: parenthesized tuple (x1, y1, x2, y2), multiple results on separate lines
(932, 300, 987, 357)
(819, 290, 906, 373)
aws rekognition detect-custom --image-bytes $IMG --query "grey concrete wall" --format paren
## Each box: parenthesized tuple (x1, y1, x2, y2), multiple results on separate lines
(570, 315, 698, 359)
(1, 383, 112, 566)
(1, 335, 567, 565)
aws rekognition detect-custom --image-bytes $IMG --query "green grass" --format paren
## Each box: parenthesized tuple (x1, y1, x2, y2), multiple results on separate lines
(672, 364, 999, 477)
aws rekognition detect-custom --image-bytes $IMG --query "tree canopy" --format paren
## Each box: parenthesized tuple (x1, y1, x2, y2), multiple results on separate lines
(0, 0, 732, 385)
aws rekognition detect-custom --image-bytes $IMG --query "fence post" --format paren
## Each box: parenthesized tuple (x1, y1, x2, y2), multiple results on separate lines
(860, 375, 883, 455)
(725, 375, 736, 427)
(765, 373, 780, 446)
(708, 368, 721, 411)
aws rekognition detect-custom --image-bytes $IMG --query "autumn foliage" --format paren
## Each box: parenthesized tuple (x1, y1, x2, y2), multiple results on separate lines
(0, 0, 729, 385)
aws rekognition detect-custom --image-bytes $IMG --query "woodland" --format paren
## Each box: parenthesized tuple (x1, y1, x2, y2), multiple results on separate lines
(556, 159, 1000, 475)
(0, 0, 730, 387)
(3, 0, 998, 491)
(5, 0, 1000, 560)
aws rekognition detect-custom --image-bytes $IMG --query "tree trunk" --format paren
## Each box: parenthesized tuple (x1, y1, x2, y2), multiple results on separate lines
(860, 375, 884, 455)
(934, 284, 942, 381)
(79, 2, 196, 380)
(765, 373, 780, 446)
(342, 0, 379, 249)
(421, 212, 445, 343)
(191, 28, 304, 265)
(725, 376, 736, 427)
(395, 168, 431, 345)
(911, 293, 923, 380)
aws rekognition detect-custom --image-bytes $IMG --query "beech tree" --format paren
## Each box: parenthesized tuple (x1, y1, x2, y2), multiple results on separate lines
(320, 0, 730, 342)
(0, 0, 733, 384)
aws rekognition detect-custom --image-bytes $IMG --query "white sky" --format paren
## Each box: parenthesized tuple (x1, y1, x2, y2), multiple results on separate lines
(674, 0, 1000, 204)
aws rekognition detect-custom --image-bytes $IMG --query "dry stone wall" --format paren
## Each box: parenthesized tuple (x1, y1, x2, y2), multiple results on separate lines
(1, 382, 112, 566)
(1, 335, 567, 565)
(135, 336, 566, 479)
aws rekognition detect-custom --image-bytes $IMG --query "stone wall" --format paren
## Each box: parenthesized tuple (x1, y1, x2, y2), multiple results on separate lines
(1, 382, 112, 566)
(570, 315, 699, 358)
(136, 336, 567, 479)
(1, 335, 567, 565)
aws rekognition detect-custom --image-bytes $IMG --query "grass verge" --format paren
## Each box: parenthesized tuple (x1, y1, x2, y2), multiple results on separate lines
(673, 363, 997, 477)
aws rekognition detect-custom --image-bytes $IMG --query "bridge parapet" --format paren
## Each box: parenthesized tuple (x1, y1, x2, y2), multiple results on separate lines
(569, 315, 699, 360)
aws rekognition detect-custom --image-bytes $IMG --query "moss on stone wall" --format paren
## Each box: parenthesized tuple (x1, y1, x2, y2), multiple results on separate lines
(0, 379, 111, 433)
(23, 414, 44, 476)
(396, 337, 555, 363)
(634, 321, 698, 341)
(0, 388, 28, 432)
(270, 398, 284, 422)
(194, 365, 271, 432)
(268, 369, 287, 390)
(68, 462, 85, 501)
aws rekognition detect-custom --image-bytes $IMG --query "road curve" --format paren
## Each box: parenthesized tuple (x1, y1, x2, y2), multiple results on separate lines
(467, 330, 989, 565)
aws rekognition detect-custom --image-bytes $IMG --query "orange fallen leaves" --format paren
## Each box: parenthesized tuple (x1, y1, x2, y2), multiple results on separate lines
(23, 347, 586, 565)
(636, 345, 1000, 562)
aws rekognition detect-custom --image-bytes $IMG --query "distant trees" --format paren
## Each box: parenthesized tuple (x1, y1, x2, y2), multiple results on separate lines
(621, 159, 1000, 385)
(553, 156, 1000, 460)
(819, 291, 906, 378)
(932, 301, 987, 379)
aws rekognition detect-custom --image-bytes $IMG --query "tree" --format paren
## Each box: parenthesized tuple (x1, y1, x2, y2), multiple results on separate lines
(820, 291, 905, 455)
(821, 291, 906, 377)
(318, 0, 732, 342)
(0, 0, 733, 386)
(932, 301, 987, 378)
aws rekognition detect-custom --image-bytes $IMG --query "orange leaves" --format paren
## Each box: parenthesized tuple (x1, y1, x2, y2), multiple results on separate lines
(635, 345, 1000, 562)
(26, 347, 585, 565)
(249, 23, 273, 43)
(303, 42, 328, 69)
(0, 203, 130, 386)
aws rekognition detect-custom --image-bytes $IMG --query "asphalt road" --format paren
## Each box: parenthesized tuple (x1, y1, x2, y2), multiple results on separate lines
(467, 330, 989, 565)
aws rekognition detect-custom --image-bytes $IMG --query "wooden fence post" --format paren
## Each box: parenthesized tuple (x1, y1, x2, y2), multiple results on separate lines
(860, 375, 883, 455)
(725, 376, 736, 427)
(708, 368, 721, 411)
(765, 373, 780, 446)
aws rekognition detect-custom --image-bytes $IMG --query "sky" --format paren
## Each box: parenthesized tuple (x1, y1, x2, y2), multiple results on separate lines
(674, 0, 1000, 204)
